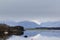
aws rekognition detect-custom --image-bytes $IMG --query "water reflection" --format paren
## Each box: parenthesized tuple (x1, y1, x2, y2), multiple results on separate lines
(24, 30, 60, 37)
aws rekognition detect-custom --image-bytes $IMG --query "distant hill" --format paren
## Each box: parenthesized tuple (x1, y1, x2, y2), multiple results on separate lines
(0, 21, 60, 28)
(17, 21, 39, 28)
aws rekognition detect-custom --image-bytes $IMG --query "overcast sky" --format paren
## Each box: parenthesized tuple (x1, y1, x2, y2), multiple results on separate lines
(0, 0, 60, 22)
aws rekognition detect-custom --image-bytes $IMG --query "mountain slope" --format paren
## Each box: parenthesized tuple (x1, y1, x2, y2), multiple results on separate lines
(17, 21, 39, 28)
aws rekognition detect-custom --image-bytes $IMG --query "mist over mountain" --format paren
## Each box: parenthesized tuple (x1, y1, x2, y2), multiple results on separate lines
(40, 21, 60, 27)
(0, 21, 60, 28)
(0, 21, 17, 26)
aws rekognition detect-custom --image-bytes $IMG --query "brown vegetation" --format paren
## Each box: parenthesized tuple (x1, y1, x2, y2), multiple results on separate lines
(0, 24, 24, 39)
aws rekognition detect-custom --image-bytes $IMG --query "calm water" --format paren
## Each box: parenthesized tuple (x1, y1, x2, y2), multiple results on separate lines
(6, 30, 60, 40)
(24, 30, 60, 37)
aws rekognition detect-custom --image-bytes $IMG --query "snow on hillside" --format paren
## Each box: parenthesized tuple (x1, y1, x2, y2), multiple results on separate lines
(0, 21, 60, 27)
(7, 34, 60, 40)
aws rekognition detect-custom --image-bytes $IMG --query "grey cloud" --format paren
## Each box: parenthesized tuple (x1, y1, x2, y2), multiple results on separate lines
(0, 0, 60, 22)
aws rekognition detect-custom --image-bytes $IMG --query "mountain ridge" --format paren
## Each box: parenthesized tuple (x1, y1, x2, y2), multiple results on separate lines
(0, 21, 60, 28)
